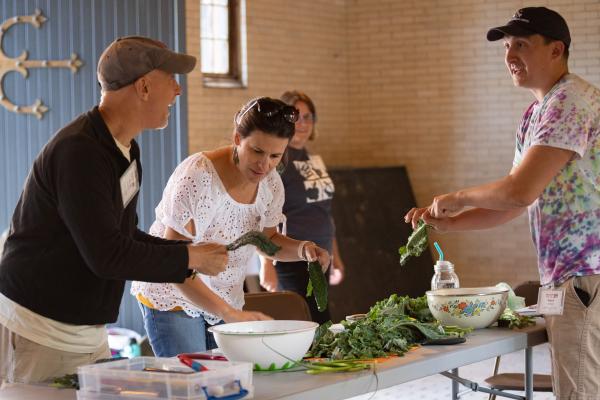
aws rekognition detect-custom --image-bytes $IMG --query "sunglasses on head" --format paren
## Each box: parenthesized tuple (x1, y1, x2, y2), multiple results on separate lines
(237, 98, 299, 125)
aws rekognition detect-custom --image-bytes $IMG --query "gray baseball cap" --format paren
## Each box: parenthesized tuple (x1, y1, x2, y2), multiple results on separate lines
(97, 36, 196, 91)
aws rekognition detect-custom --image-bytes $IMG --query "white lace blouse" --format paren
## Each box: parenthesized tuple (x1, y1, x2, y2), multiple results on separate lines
(130, 153, 285, 324)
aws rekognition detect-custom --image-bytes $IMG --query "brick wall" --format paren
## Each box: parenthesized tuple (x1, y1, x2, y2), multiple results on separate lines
(185, 0, 349, 157)
(185, 0, 600, 288)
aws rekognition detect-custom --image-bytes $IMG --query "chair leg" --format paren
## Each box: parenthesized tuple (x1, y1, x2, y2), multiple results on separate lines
(487, 356, 501, 400)
(492, 355, 501, 375)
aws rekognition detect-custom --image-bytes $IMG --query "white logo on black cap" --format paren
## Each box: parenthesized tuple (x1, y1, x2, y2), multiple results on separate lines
(511, 9, 530, 23)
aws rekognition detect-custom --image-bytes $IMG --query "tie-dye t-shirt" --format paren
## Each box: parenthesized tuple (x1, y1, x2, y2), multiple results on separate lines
(513, 74, 600, 286)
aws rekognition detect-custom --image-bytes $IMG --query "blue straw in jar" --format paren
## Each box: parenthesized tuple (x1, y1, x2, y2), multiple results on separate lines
(433, 242, 444, 261)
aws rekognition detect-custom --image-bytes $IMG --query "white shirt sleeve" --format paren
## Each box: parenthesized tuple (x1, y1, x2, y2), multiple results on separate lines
(157, 154, 215, 242)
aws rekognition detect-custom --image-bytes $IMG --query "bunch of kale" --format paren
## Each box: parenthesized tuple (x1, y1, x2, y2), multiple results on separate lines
(308, 294, 467, 360)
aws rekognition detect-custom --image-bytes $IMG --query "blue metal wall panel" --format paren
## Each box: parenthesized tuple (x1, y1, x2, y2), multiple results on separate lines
(0, 0, 189, 335)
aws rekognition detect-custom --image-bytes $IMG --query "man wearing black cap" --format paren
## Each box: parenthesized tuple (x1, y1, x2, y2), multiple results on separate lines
(406, 8, 600, 398)
(0, 36, 228, 383)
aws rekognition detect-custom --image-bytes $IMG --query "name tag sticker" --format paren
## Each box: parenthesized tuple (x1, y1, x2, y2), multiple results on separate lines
(120, 162, 139, 209)
(537, 287, 565, 315)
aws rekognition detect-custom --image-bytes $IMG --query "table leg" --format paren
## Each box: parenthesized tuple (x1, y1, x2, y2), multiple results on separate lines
(452, 368, 459, 400)
(440, 371, 525, 400)
(525, 347, 533, 400)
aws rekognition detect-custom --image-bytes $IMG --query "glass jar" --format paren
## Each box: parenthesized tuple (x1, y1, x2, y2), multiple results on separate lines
(431, 260, 460, 290)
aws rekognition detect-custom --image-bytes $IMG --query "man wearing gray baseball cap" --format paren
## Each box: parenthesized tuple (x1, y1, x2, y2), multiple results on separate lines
(406, 8, 600, 399)
(97, 36, 196, 91)
(0, 36, 228, 383)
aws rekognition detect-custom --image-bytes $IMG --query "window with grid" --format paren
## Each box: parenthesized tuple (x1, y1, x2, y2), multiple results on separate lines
(200, 0, 247, 87)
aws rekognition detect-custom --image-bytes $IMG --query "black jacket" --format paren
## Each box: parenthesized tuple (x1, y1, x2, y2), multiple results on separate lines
(0, 107, 189, 325)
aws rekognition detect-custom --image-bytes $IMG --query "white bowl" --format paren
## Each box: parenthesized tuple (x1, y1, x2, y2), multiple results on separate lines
(208, 320, 318, 370)
(426, 287, 509, 329)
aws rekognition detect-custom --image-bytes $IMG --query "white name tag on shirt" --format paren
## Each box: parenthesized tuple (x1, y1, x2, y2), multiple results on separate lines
(537, 287, 565, 315)
(120, 161, 139, 209)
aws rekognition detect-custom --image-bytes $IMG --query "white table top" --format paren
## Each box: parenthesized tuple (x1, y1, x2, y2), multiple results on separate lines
(253, 321, 547, 400)
(0, 322, 547, 400)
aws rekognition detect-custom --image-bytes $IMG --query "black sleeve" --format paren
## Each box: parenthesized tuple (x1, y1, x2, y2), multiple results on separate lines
(52, 138, 189, 283)
(133, 228, 190, 246)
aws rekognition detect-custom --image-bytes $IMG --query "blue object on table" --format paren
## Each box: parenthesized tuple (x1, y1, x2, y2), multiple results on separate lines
(201, 380, 249, 400)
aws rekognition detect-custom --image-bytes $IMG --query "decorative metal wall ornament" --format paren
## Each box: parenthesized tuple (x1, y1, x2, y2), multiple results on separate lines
(0, 9, 83, 119)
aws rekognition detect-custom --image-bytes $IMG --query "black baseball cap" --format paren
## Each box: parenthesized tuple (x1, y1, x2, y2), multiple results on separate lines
(487, 7, 571, 49)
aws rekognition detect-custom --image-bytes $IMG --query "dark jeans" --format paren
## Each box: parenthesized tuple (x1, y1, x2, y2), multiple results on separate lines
(275, 260, 331, 324)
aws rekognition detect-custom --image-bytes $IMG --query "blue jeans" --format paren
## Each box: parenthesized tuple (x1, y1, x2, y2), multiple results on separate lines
(138, 302, 222, 357)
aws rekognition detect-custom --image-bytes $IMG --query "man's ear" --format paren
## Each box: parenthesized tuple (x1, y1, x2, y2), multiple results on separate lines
(134, 76, 150, 100)
(551, 41, 565, 60)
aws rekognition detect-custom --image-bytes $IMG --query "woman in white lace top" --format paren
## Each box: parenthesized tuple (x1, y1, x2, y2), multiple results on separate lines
(131, 97, 330, 357)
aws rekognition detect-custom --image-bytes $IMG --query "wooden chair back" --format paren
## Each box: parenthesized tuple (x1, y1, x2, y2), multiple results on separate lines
(243, 291, 312, 321)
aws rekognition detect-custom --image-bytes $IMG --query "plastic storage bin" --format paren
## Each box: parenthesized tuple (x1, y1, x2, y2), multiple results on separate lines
(76, 356, 253, 400)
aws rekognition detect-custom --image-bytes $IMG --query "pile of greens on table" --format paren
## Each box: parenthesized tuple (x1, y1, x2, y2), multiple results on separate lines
(308, 294, 470, 360)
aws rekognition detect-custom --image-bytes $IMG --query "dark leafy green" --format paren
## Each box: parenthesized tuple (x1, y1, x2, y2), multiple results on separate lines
(498, 308, 536, 329)
(192, 231, 281, 279)
(51, 373, 79, 389)
(307, 261, 328, 312)
(51, 358, 130, 388)
(308, 294, 471, 360)
(226, 231, 281, 256)
(399, 221, 430, 266)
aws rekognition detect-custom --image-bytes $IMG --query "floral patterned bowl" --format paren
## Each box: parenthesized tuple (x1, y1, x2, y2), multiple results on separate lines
(426, 287, 509, 329)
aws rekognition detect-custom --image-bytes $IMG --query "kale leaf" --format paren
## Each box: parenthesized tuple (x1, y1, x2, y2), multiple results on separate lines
(307, 261, 328, 312)
(399, 220, 430, 266)
(226, 231, 281, 256)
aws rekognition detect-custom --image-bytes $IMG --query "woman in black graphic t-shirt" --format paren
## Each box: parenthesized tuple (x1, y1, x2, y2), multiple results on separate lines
(260, 91, 346, 324)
